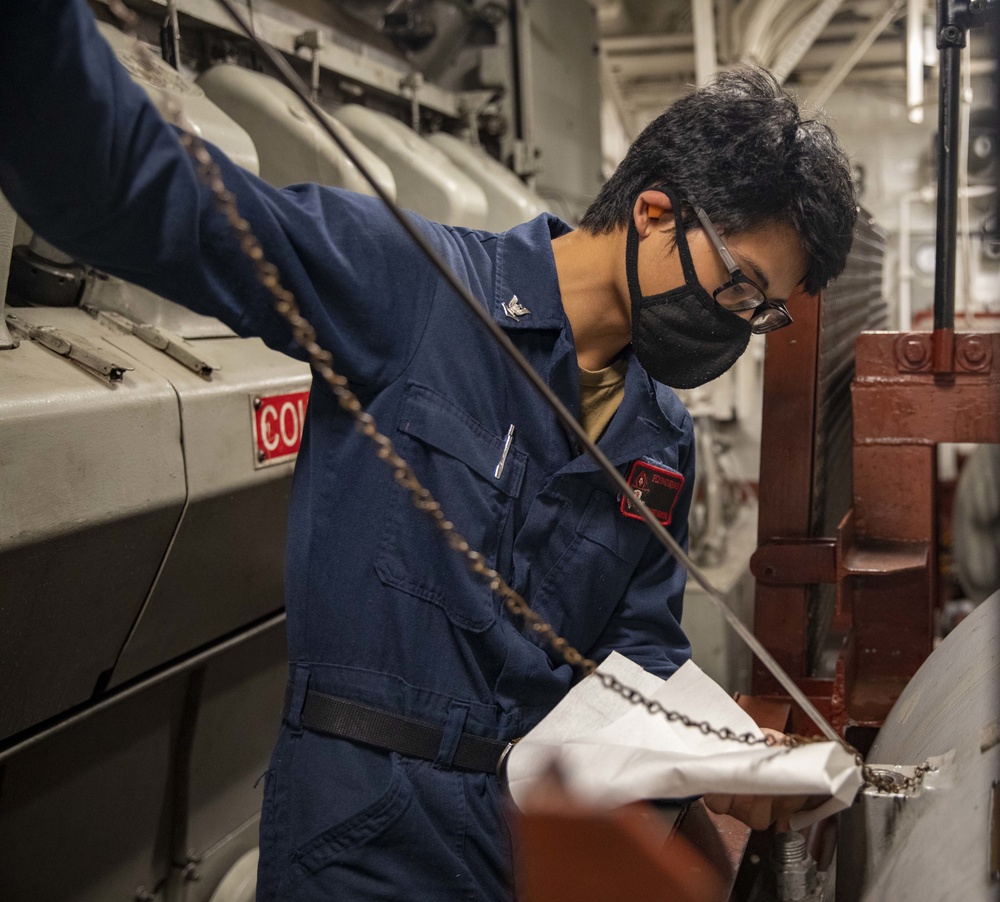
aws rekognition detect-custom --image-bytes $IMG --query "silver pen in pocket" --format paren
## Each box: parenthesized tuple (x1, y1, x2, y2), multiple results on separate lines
(494, 424, 515, 479)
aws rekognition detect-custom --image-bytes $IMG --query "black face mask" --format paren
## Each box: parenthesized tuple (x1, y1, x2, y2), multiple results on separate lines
(627, 196, 751, 390)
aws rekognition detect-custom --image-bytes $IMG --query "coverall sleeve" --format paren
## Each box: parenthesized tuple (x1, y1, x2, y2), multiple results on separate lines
(586, 412, 697, 680)
(0, 0, 436, 389)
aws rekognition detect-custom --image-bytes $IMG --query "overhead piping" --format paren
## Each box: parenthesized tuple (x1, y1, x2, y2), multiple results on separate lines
(805, 0, 905, 106)
(771, 0, 849, 82)
(907, 0, 927, 121)
(691, 0, 718, 85)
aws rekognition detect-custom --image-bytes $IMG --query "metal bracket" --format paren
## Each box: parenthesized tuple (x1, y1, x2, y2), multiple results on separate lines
(91, 308, 220, 377)
(294, 29, 324, 102)
(937, 0, 990, 46)
(456, 89, 499, 148)
(751, 539, 838, 585)
(131, 321, 220, 377)
(894, 331, 993, 374)
(5, 313, 133, 382)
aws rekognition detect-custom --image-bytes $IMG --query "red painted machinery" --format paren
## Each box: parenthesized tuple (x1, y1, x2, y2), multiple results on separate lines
(751, 0, 999, 741)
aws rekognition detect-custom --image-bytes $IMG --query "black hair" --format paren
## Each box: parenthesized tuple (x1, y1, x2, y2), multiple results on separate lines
(579, 67, 857, 294)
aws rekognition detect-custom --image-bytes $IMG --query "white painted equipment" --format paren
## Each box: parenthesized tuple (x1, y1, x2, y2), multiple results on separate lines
(333, 104, 488, 229)
(425, 131, 548, 231)
(96, 23, 258, 176)
(197, 64, 396, 199)
(90, 23, 260, 337)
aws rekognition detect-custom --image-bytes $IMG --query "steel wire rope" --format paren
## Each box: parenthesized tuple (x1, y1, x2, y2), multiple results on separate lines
(198, 0, 847, 748)
(104, 0, 917, 777)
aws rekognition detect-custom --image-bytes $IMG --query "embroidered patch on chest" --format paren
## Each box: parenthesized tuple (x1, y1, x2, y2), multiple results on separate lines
(619, 460, 685, 526)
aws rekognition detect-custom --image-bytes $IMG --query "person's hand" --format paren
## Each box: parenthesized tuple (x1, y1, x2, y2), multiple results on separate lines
(701, 729, 828, 831)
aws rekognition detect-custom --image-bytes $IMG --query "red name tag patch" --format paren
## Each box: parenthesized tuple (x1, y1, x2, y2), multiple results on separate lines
(619, 460, 685, 526)
(252, 389, 310, 467)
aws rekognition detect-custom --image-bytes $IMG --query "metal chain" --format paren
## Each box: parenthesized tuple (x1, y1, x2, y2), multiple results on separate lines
(107, 2, 930, 789)
(862, 761, 937, 794)
(176, 132, 807, 753)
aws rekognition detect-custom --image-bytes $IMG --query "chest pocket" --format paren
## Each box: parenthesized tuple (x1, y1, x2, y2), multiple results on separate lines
(524, 486, 650, 654)
(375, 382, 526, 632)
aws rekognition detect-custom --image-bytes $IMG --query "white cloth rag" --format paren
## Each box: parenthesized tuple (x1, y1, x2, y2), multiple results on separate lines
(507, 652, 863, 830)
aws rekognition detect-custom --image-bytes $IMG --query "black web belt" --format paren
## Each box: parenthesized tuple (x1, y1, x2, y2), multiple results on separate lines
(286, 688, 514, 776)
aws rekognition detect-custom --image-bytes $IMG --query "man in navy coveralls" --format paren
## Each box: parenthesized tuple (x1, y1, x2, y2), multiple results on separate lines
(0, 3, 857, 898)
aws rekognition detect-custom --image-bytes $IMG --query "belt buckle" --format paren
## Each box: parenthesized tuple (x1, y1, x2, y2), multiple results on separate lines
(495, 736, 521, 784)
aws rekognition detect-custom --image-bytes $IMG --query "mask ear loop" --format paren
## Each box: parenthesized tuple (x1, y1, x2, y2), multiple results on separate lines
(626, 187, 704, 315)
(625, 217, 644, 304)
(658, 188, 702, 287)
(626, 188, 695, 302)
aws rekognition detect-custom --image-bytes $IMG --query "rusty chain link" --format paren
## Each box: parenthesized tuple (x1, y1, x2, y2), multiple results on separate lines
(174, 132, 807, 753)
(107, 2, 934, 789)
(862, 761, 937, 794)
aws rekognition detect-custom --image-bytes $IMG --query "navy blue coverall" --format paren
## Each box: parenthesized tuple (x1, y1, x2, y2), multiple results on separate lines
(0, 2, 695, 898)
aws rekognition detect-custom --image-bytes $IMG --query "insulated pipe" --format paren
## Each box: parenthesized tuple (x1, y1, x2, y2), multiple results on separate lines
(756, 0, 815, 71)
(805, 0, 904, 107)
(907, 0, 926, 122)
(692, 0, 718, 86)
(771, 0, 848, 82)
(742, 0, 789, 63)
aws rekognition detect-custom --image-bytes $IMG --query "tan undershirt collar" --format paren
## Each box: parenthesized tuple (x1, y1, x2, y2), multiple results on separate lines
(578, 356, 628, 443)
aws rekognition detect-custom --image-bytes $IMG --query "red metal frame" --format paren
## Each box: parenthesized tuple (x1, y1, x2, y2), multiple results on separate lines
(752, 290, 1000, 735)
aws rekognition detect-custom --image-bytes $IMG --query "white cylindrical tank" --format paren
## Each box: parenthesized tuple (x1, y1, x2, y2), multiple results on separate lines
(96, 23, 259, 175)
(333, 105, 488, 229)
(196, 64, 396, 199)
(207, 847, 259, 902)
(425, 132, 548, 231)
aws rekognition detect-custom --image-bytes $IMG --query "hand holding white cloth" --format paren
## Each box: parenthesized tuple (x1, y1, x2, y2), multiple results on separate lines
(506, 652, 862, 830)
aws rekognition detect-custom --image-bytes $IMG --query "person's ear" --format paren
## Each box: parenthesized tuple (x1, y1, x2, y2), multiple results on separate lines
(632, 190, 673, 238)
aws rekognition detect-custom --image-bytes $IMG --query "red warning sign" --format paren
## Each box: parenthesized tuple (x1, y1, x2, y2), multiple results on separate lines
(252, 389, 310, 467)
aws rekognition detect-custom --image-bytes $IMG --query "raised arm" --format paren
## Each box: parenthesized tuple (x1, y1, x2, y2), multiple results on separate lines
(0, 0, 437, 388)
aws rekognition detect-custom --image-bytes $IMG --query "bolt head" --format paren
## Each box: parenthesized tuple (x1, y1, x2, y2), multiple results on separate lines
(899, 335, 930, 368)
(956, 336, 992, 372)
(962, 341, 985, 363)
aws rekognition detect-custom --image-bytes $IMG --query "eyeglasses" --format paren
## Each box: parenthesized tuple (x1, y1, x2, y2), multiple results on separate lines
(693, 205, 793, 335)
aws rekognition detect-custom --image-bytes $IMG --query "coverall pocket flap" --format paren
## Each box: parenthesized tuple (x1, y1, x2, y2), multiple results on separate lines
(578, 489, 646, 562)
(375, 382, 524, 631)
(396, 383, 526, 497)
